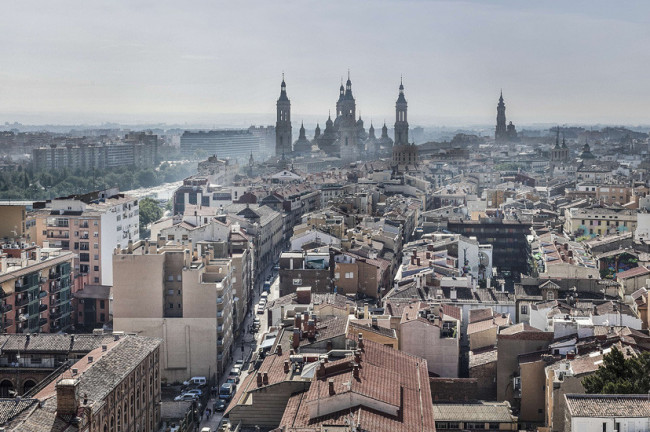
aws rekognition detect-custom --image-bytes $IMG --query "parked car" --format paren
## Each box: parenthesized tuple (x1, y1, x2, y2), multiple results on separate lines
(219, 383, 235, 401)
(256, 305, 265, 314)
(213, 399, 227, 412)
(235, 359, 244, 367)
(263, 281, 271, 292)
(230, 366, 241, 376)
(225, 378, 238, 391)
(227, 373, 240, 384)
(183, 376, 207, 387)
(260, 291, 269, 301)
(184, 388, 202, 397)
(174, 393, 199, 401)
(253, 317, 261, 328)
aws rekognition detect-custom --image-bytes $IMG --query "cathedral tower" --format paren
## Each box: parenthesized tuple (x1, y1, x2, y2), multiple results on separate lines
(275, 74, 292, 156)
(394, 78, 409, 146)
(495, 91, 507, 142)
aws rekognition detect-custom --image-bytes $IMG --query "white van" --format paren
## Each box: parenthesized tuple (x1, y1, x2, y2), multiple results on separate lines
(183, 376, 207, 386)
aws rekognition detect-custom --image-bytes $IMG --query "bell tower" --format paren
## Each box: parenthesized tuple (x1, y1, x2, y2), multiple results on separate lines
(275, 74, 292, 156)
(394, 77, 409, 146)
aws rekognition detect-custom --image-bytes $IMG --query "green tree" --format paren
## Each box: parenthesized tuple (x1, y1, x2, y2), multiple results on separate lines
(582, 346, 650, 394)
(138, 197, 163, 237)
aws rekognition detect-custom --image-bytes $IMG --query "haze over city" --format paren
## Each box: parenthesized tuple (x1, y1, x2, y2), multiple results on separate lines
(2, 0, 650, 126)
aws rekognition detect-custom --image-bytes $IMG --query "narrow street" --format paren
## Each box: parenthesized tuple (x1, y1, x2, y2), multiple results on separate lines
(197, 262, 281, 431)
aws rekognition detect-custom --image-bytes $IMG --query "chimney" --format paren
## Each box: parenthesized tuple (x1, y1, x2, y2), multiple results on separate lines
(371, 317, 378, 328)
(417, 257, 421, 266)
(307, 319, 316, 338)
(567, 351, 576, 360)
(284, 360, 290, 373)
(56, 378, 79, 416)
(277, 345, 283, 356)
(256, 373, 263, 387)
(294, 313, 302, 330)
(354, 350, 362, 364)
(157, 236, 165, 247)
(358, 333, 364, 349)
(262, 372, 269, 385)
(364, 304, 369, 320)
(328, 379, 335, 396)
(326, 340, 333, 351)
(317, 360, 326, 378)
(411, 255, 416, 265)
(292, 328, 301, 349)
(353, 364, 360, 379)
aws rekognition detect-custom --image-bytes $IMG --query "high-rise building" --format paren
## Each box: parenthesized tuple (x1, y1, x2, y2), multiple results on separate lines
(113, 240, 234, 381)
(0, 244, 75, 333)
(32, 132, 159, 172)
(180, 129, 261, 163)
(276, 75, 292, 157)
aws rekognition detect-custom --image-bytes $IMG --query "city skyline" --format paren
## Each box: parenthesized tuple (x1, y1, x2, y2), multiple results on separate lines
(2, 1, 650, 125)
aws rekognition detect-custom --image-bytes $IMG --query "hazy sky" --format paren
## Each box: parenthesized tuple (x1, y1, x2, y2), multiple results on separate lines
(2, 0, 650, 126)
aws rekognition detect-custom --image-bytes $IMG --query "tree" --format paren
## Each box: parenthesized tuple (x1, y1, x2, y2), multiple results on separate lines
(138, 197, 163, 237)
(582, 346, 650, 394)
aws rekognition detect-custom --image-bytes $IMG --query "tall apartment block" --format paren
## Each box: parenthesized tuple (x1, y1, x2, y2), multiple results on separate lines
(180, 129, 261, 163)
(0, 244, 75, 333)
(31, 132, 158, 172)
(112, 239, 234, 382)
(29, 188, 139, 330)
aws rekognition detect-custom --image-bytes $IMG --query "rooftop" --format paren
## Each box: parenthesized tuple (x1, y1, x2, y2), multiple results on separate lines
(565, 394, 650, 418)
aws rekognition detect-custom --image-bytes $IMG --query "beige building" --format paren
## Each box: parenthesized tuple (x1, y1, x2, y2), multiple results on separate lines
(113, 240, 233, 383)
(399, 302, 460, 377)
(564, 207, 637, 238)
(0, 203, 27, 240)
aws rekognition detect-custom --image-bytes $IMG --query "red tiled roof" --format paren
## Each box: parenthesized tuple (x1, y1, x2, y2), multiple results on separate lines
(278, 337, 436, 432)
(616, 266, 650, 280)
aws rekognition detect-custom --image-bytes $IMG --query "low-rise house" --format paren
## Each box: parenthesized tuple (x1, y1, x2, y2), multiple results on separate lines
(432, 401, 518, 431)
(467, 307, 511, 351)
(565, 394, 650, 432)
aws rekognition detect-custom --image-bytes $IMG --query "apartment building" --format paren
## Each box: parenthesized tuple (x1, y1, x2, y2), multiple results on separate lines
(0, 203, 28, 240)
(113, 240, 234, 381)
(564, 206, 637, 238)
(180, 129, 261, 162)
(32, 133, 158, 172)
(30, 188, 139, 287)
(0, 244, 75, 334)
(0, 334, 162, 432)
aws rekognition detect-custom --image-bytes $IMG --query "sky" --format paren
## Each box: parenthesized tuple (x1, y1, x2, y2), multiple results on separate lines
(2, 0, 650, 127)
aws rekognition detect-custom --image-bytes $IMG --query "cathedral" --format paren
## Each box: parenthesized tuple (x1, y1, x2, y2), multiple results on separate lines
(275, 73, 402, 161)
(495, 91, 518, 143)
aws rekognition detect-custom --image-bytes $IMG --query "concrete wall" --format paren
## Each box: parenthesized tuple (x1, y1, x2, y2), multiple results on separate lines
(468, 326, 497, 351)
(114, 317, 217, 384)
(113, 253, 165, 318)
(400, 319, 459, 377)
(497, 333, 553, 403)
(0, 205, 25, 239)
(519, 360, 546, 423)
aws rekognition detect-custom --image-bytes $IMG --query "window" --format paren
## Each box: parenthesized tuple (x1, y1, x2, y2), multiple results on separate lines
(521, 305, 529, 315)
(335, 273, 340, 280)
(603, 423, 607, 432)
(94, 277, 99, 283)
(94, 243, 98, 249)
(489, 423, 500, 429)
(168, 289, 174, 295)
(435, 423, 448, 429)
(345, 272, 354, 279)
(169, 303, 173, 309)
(80, 253, 90, 262)
(94, 255, 99, 261)
(94, 266, 99, 271)
(547, 292, 554, 300)
(177, 275, 182, 281)
(100, 300, 105, 309)
(293, 279, 302, 286)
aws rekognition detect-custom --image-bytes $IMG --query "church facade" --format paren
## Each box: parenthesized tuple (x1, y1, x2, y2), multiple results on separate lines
(275, 74, 403, 161)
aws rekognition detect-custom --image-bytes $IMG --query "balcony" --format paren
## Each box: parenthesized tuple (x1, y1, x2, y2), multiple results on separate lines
(47, 232, 70, 239)
(39, 304, 47, 313)
(50, 310, 62, 320)
(3, 318, 13, 327)
(0, 304, 12, 313)
(15, 296, 35, 308)
(47, 221, 69, 228)
(39, 318, 47, 327)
